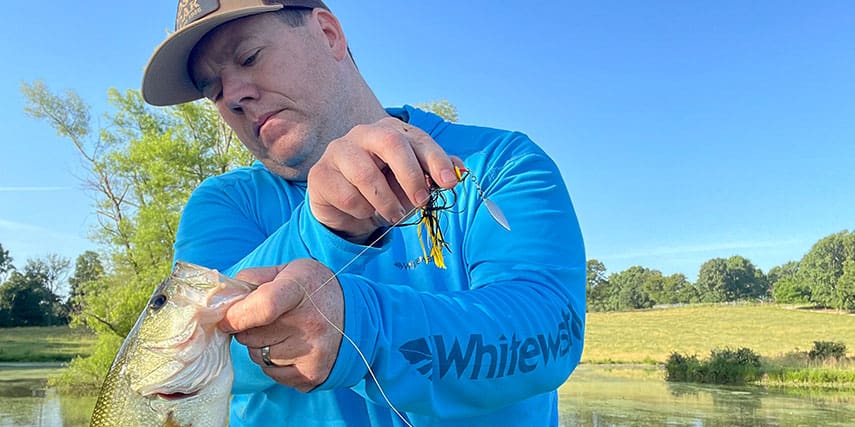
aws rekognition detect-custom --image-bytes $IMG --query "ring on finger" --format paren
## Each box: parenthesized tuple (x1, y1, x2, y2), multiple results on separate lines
(260, 345, 276, 367)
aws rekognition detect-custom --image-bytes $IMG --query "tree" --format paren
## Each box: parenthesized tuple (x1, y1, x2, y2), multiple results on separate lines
(608, 266, 656, 310)
(0, 272, 47, 327)
(0, 243, 13, 283)
(586, 259, 615, 312)
(23, 81, 252, 387)
(660, 273, 697, 305)
(587, 264, 695, 311)
(835, 259, 855, 311)
(797, 230, 855, 310)
(772, 276, 812, 305)
(695, 256, 767, 303)
(25, 254, 71, 298)
(0, 258, 67, 326)
(724, 256, 769, 300)
(767, 261, 799, 287)
(67, 251, 105, 314)
(415, 99, 459, 122)
(768, 261, 810, 304)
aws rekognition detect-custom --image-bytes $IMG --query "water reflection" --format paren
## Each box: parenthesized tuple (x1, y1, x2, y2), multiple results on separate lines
(0, 364, 94, 427)
(560, 365, 855, 427)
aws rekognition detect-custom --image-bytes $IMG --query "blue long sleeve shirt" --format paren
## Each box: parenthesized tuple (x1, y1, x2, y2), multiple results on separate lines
(173, 106, 586, 426)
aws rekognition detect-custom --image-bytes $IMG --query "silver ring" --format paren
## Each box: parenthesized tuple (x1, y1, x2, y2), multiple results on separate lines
(260, 345, 274, 367)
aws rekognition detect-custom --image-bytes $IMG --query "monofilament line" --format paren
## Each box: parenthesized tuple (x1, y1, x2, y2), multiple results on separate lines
(300, 203, 424, 427)
(294, 278, 414, 427)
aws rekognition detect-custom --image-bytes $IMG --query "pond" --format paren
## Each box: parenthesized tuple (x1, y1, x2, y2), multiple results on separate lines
(1, 364, 853, 426)
(559, 365, 855, 426)
(0, 364, 94, 427)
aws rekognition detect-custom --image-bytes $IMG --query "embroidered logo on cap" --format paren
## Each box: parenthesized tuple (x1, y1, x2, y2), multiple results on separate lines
(176, 0, 219, 30)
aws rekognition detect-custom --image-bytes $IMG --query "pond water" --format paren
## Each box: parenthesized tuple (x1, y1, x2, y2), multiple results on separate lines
(1, 364, 853, 426)
(559, 365, 855, 426)
(0, 364, 94, 427)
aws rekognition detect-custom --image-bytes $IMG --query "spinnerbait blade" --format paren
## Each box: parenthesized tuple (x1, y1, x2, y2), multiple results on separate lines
(456, 167, 511, 232)
(483, 198, 511, 231)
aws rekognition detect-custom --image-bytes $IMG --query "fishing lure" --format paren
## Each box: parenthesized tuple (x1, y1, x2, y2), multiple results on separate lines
(410, 166, 510, 269)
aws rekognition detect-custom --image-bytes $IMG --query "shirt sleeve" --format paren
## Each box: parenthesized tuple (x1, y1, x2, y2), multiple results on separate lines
(174, 175, 268, 271)
(318, 136, 587, 418)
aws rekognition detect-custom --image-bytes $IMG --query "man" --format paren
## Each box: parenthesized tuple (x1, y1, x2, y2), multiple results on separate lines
(142, 0, 586, 425)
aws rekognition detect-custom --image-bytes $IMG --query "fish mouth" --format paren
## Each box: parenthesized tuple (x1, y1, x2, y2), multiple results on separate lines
(156, 391, 198, 400)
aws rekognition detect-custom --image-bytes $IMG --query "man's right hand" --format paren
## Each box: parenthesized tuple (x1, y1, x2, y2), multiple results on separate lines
(307, 116, 460, 244)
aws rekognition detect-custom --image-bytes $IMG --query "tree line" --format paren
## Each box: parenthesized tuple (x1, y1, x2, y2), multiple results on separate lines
(587, 230, 855, 312)
(0, 244, 104, 327)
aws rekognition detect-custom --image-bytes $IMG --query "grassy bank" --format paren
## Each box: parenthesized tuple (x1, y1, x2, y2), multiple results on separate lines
(582, 304, 855, 364)
(0, 326, 96, 362)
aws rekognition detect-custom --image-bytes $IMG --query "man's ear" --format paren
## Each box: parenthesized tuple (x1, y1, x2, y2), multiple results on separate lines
(313, 9, 349, 61)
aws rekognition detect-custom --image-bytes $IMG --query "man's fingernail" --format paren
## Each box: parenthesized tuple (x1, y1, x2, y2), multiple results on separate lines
(441, 169, 457, 185)
(415, 189, 429, 204)
(218, 321, 235, 334)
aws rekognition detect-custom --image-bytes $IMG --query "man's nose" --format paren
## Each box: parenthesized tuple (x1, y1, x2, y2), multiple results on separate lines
(222, 73, 257, 115)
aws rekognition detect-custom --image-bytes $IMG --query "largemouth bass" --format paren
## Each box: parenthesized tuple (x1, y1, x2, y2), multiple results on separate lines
(91, 261, 255, 426)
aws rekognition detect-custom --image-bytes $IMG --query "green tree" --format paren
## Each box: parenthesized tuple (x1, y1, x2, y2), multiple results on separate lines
(696, 258, 728, 302)
(415, 99, 459, 122)
(725, 255, 769, 300)
(767, 261, 799, 287)
(588, 264, 694, 311)
(587, 259, 621, 312)
(26, 254, 71, 299)
(0, 243, 13, 283)
(768, 260, 810, 304)
(0, 258, 68, 326)
(67, 251, 105, 314)
(695, 256, 767, 302)
(609, 266, 656, 310)
(659, 273, 697, 304)
(797, 230, 855, 310)
(772, 276, 812, 304)
(23, 81, 251, 387)
(836, 259, 855, 310)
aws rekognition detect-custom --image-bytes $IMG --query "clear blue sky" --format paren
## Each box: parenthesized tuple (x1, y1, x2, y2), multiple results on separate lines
(1, 1, 853, 282)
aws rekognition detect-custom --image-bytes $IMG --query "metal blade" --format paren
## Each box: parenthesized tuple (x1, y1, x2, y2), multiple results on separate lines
(483, 198, 511, 231)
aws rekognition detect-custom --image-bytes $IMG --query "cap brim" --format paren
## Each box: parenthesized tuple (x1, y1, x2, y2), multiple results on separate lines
(142, 5, 282, 106)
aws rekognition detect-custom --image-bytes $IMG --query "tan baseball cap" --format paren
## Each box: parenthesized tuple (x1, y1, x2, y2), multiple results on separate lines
(142, 0, 329, 106)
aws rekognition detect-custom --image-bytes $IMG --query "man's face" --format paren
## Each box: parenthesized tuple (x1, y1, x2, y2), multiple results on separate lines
(189, 12, 344, 180)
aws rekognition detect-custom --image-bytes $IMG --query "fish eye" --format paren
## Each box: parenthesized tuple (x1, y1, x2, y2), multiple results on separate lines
(149, 294, 168, 310)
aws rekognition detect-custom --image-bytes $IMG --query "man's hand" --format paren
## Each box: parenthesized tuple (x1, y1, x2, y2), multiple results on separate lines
(307, 116, 460, 244)
(220, 259, 343, 393)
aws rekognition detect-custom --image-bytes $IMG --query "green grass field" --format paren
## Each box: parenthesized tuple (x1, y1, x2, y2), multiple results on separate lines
(582, 304, 855, 364)
(0, 326, 97, 362)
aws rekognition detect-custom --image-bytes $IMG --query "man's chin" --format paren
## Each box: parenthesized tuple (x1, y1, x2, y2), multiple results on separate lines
(261, 159, 308, 181)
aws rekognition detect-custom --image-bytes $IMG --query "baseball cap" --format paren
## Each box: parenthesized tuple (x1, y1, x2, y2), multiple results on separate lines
(142, 0, 329, 106)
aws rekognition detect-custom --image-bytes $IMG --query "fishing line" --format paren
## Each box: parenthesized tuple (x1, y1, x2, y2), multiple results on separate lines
(295, 279, 414, 427)
(299, 202, 423, 427)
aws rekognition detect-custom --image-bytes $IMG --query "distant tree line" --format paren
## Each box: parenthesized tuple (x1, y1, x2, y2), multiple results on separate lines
(587, 230, 855, 312)
(0, 244, 104, 327)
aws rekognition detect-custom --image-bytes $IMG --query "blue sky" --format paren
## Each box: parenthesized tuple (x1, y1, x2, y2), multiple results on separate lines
(1, 1, 853, 282)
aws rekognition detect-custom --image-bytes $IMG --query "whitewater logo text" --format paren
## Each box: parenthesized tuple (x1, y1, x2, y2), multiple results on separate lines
(399, 303, 583, 380)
